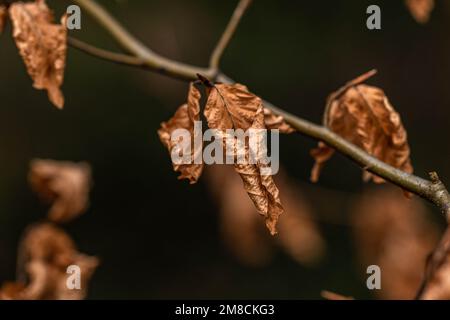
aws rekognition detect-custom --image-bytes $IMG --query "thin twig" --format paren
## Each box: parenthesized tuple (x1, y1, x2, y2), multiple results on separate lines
(209, 0, 253, 70)
(68, 37, 147, 69)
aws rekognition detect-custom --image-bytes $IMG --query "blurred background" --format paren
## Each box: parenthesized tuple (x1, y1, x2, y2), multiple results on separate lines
(0, 0, 449, 299)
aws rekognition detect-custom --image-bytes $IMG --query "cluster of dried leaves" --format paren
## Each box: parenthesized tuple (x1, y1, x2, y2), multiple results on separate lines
(0, 223, 98, 300)
(405, 0, 435, 24)
(158, 79, 294, 235)
(154, 69, 448, 300)
(310, 70, 413, 185)
(0, 160, 97, 300)
(0, 0, 67, 108)
(159, 71, 418, 238)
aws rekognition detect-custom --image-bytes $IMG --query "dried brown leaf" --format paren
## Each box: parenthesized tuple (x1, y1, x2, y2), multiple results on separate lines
(0, 223, 99, 300)
(158, 82, 203, 183)
(234, 108, 283, 235)
(29, 159, 92, 223)
(311, 76, 413, 184)
(21, 221, 77, 264)
(405, 0, 435, 24)
(204, 83, 285, 235)
(22, 254, 98, 300)
(204, 83, 261, 131)
(0, 5, 7, 34)
(352, 187, 439, 299)
(9, 0, 67, 108)
(203, 82, 294, 133)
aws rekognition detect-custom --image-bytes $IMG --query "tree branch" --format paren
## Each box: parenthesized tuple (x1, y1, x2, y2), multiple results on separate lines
(68, 37, 148, 69)
(209, 0, 253, 70)
(69, 0, 450, 221)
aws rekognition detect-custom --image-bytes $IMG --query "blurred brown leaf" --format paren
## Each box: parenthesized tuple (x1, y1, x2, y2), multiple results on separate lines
(0, 282, 26, 300)
(159, 79, 294, 234)
(29, 159, 92, 223)
(420, 228, 450, 300)
(351, 187, 439, 299)
(204, 83, 286, 235)
(405, 0, 434, 23)
(0, 223, 99, 300)
(0, 5, 6, 34)
(206, 165, 325, 267)
(223, 83, 293, 134)
(158, 83, 203, 183)
(9, 0, 67, 108)
(311, 72, 413, 184)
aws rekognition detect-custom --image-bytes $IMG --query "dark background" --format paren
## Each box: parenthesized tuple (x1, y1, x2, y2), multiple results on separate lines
(0, 0, 449, 299)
